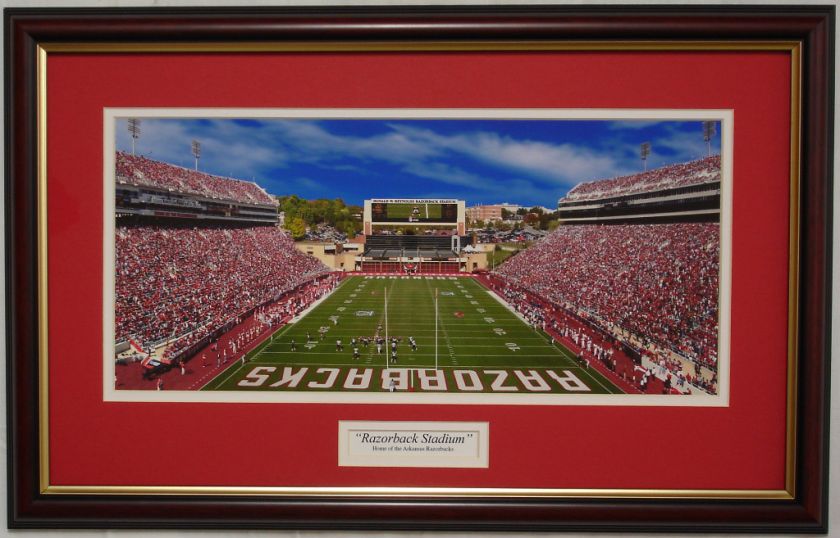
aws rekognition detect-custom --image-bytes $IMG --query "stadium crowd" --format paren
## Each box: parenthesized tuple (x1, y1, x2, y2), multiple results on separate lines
(647, 349, 716, 394)
(561, 156, 721, 203)
(494, 223, 719, 367)
(116, 225, 329, 351)
(116, 151, 275, 206)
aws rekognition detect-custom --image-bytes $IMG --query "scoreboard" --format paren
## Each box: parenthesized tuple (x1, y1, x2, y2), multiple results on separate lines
(370, 201, 458, 223)
(363, 199, 466, 235)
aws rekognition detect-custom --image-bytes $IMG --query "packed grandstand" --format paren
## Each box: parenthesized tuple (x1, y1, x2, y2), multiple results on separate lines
(116, 151, 275, 206)
(113, 150, 721, 396)
(493, 223, 719, 367)
(114, 153, 331, 387)
(492, 157, 722, 394)
(560, 155, 721, 203)
(115, 226, 328, 349)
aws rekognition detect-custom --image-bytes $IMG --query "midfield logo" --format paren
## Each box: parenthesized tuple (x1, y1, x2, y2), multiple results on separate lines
(356, 310, 375, 317)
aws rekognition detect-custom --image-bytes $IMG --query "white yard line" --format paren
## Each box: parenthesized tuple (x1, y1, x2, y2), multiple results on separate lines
(290, 277, 351, 323)
(577, 369, 616, 394)
(477, 281, 532, 325)
(199, 320, 296, 390)
(204, 362, 247, 390)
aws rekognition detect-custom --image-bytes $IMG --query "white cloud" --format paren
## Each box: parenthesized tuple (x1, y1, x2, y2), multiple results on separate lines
(387, 124, 624, 184)
(402, 161, 485, 188)
(116, 118, 286, 179)
(292, 177, 327, 193)
(270, 121, 441, 165)
(652, 128, 715, 163)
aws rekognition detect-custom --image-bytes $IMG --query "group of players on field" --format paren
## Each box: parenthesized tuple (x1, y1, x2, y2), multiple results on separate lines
(288, 323, 418, 364)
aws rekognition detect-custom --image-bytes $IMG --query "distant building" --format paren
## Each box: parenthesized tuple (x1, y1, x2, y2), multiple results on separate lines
(294, 241, 363, 272)
(498, 203, 523, 214)
(466, 205, 503, 222)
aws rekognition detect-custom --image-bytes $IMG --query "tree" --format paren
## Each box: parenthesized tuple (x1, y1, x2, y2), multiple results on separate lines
(274, 195, 363, 238)
(523, 212, 540, 226)
(345, 224, 358, 239)
(538, 212, 553, 230)
(285, 216, 307, 240)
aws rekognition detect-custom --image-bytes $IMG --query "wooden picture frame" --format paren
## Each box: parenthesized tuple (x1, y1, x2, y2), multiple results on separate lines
(5, 5, 833, 532)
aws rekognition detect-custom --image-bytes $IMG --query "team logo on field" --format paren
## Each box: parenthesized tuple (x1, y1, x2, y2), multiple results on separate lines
(453, 311, 465, 318)
(356, 310, 375, 317)
(440, 291, 455, 296)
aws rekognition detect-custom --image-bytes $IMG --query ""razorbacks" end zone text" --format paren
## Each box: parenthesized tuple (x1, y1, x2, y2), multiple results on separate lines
(235, 367, 592, 393)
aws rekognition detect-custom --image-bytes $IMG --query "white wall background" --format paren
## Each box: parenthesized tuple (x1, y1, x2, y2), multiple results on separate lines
(0, 1, 836, 537)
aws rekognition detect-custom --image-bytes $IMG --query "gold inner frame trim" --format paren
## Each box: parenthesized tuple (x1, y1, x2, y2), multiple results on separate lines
(43, 485, 793, 499)
(37, 44, 51, 496)
(785, 42, 802, 500)
(36, 40, 802, 499)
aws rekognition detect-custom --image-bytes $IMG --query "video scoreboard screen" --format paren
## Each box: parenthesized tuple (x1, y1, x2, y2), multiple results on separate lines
(370, 199, 459, 224)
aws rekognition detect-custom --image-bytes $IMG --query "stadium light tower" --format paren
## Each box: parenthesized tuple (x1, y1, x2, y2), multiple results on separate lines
(640, 142, 651, 171)
(702, 121, 717, 157)
(191, 140, 201, 171)
(127, 118, 141, 156)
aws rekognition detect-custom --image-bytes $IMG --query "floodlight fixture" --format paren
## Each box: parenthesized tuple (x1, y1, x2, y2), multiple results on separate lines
(127, 118, 141, 156)
(191, 140, 201, 170)
(640, 141, 652, 171)
(702, 121, 717, 157)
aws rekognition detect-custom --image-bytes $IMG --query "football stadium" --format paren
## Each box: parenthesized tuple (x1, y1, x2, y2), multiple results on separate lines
(113, 117, 722, 399)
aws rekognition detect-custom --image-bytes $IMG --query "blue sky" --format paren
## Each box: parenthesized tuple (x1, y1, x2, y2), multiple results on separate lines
(115, 117, 721, 207)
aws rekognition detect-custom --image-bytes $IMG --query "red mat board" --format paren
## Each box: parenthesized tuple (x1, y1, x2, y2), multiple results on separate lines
(45, 50, 790, 489)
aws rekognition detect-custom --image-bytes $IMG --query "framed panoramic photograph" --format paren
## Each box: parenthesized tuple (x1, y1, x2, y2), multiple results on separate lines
(5, 4, 833, 533)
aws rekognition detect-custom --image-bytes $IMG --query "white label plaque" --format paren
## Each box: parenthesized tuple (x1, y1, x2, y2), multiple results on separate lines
(338, 421, 489, 468)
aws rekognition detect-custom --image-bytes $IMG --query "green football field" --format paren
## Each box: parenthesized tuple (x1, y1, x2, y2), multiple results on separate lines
(203, 276, 622, 394)
(385, 203, 441, 220)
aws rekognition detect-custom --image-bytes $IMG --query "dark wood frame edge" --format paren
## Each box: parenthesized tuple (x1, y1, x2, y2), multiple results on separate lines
(4, 4, 833, 532)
